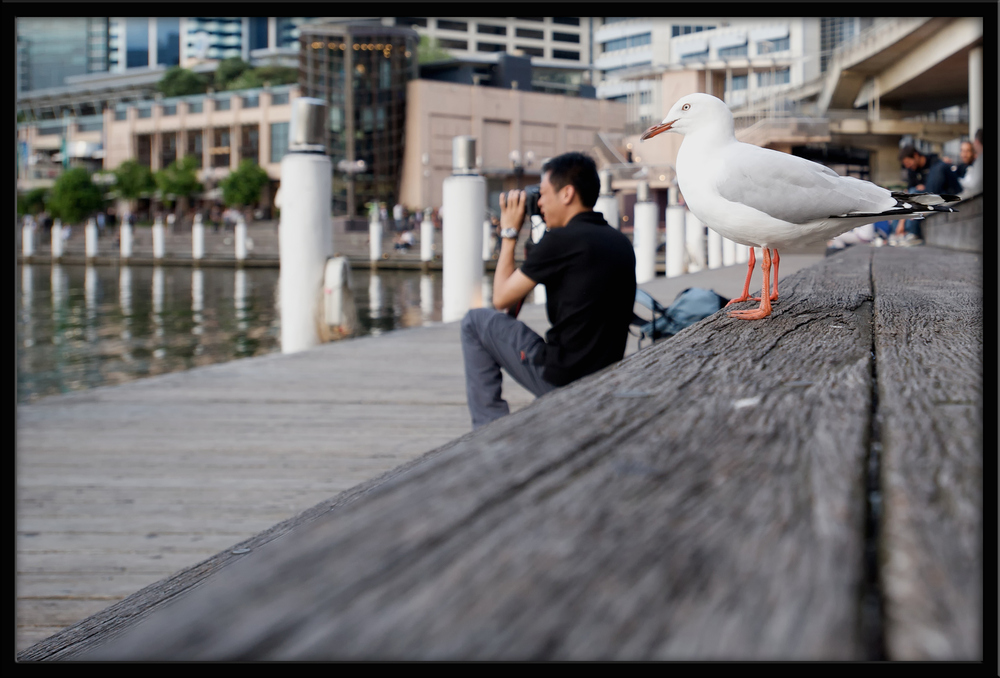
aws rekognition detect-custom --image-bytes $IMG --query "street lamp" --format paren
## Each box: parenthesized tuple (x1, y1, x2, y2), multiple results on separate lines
(337, 158, 366, 217)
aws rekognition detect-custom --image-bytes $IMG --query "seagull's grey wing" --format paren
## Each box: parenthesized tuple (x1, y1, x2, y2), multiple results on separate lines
(716, 143, 895, 223)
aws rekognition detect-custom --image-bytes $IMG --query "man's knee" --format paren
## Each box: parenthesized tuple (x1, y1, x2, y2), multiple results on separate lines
(461, 307, 495, 338)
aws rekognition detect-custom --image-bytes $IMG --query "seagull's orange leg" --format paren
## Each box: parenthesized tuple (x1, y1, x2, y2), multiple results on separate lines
(750, 248, 780, 301)
(729, 247, 773, 319)
(725, 247, 756, 307)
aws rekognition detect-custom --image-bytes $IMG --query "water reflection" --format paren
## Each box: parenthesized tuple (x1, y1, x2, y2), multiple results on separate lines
(18, 264, 446, 402)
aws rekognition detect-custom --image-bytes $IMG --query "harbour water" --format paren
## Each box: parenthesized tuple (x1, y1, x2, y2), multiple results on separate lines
(16, 263, 458, 403)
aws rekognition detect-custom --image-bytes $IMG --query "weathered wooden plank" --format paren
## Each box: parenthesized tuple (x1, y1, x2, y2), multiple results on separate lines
(871, 246, 982, 660)
(69, 249, 880, 661)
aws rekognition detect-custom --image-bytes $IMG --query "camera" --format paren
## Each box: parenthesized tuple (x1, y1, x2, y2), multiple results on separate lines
(524, 184, 542, 218)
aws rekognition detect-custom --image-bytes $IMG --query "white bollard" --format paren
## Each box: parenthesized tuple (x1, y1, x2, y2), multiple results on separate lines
(685, 211, 706, 273)
(665, 204, 686, 277)
(153, 266, 165, 316)
(483, 218, 493, 261)
(192, 268, 204, 314)
(420, 208, 434, 262)
(369, 212, 382, 263)
(707, 227, 723, 269)
(152, 216, 165, 260)
(594, 195, 619, 230)
(21, 263, 33, 315)
(722, 238, 737, 266)
(234, 268, 247, 330)
(85, 218, 99, 259)
(22, 217, 35, 257)
(52, 218, 63, 259)
(235, 214, 247, 261)
(633, 201, 658, 284)
(323, 256, 354, 330)
(192, 213, 205, 261)
(120, 218, 133, 259)
(441, 174, 485, 323)
(735, 243, 749, 264)
(279, 151, 333, 353)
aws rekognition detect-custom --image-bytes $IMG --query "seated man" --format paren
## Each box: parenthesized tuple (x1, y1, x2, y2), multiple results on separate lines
(461, 152, 637, 429)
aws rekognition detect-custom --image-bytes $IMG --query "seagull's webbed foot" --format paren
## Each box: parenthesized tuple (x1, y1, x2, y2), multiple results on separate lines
(728, 248, 774, 320)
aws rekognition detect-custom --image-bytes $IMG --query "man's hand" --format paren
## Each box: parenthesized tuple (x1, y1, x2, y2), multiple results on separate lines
(499, 190, 526, 235)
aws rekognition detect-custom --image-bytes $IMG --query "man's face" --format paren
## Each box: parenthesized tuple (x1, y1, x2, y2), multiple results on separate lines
(960, 142, 975, 165)
(901, 156, 919, 171)
(538, 172, 568, 228)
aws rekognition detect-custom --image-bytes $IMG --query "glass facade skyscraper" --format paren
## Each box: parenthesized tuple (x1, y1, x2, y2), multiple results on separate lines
(16, 17, 109, 92)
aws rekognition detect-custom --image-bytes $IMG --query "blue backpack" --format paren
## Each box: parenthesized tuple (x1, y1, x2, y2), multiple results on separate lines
(631, 287, 728, 348)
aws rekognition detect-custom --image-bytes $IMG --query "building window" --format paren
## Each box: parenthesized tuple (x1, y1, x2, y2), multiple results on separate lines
(730, 74, 748, 90)
(270, 91, 289, 105)
(187, 100, 203, 113)
(161, 103, 177, 116)
(639, 90, 652, 104)
(396, 17, 427, 28)
(186, 129, 203, 167)
(552, 50, 579, 61)
(161, 131, 177, 167)
(603, 17, 635, 24)
(212, 127, 230, 168)
(38, 125, 63, 136)
(242, 94, 259, 109)
(436, 19, 468, 32)
(516, 45, 544, 57)
(602, 61, 651, 75)
(240, 124, 259, 164)
(125, 17, 149, 68)
(270, 122, 288, 163)
(137, 107, 152, 119)
(516, 28, 544, 40)
(553, 17, 580, 26)
(156, 17, 180, 66)
(478, 42, 506, 52)
(77, 120, 104, 132)
(603, 37, 627, 52)
(477, 23, 506, 35)
(115, 108, 127, 121)
(672, 25, 716, 37)
(516, 17, 544, 22)
(438, 38, 468, 50)
(553, 32, 580, 43)
(214, 97, 231, 111)
(718, 44, 748, 58)
(757, 67, 790, 87)
(249, 16, 269, 51)
(136, 134, 152, 167)
(603, 33, 650, 53)
(757, 36, 790, 53)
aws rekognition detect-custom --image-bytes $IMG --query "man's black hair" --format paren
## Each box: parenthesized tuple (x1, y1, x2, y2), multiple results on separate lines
(898, 144, 922, 162)
(541, 152, 600, 209)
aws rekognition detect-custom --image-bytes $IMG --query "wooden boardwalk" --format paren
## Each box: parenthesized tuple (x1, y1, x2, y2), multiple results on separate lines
(17, 245, 981, 661)
(16, 250, 825, 655)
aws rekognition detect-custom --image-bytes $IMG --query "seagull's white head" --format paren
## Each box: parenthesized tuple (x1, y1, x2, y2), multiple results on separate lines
(640, 93, 734, 141)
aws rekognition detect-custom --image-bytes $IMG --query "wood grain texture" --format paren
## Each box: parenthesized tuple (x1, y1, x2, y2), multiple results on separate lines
(71, 250, 881, 661)
(871, 246, 983, 660)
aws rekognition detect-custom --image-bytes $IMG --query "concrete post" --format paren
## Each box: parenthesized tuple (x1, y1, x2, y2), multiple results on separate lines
(192, 213, 205, 261)
(51, 264, 65, 309)
(235, 213, 247, 262)
(85, 218, 99, 260)
(279, 97, 333, 354)
(22, 216, 35, 258)
(722, 238, 736, 266)
(594, 170, 619, 229)
(192, 268, 204, 314)
(152, 215, 165, 260)
(420, 207, 434, 263)
(369, 210, 382, 264)
(369, 272, 382, 320)
(969, 46, 982, 140)
(665, 192, 686, 277)
(483, 218, 493, 261)
(442, 136, 485, 323)
(685, 211, 706, 273)
(707, 227, 723, 269)
(120, 218, 133, 259)
(633, 192, 658, 284)
(735, 243, 749, 264)
(52, 218, 64, 259)
(85, 264, 97, 311)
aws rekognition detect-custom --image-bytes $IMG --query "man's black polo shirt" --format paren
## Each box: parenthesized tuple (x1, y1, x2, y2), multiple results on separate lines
(519, 210, 636, 387)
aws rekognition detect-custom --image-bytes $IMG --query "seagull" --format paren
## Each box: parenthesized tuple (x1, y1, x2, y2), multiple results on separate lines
(640, 93, 959, 319)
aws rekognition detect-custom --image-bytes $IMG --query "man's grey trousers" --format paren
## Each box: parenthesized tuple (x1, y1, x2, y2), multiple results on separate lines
(460, 308, 557, 429)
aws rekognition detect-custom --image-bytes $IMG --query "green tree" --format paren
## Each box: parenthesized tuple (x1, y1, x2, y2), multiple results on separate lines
(17, 187, 49, 217)
(113, 159, 156, 212)
(157, 66, 209, 97)
(220, 159, 269, 211)
(154, 155, 203, 210)
(215, 57, 251, 90)
(47, 168, 104, 224)
(253, 65, 299, 86)
(418, 35, 452, 64)
(226, 69, 265, 91)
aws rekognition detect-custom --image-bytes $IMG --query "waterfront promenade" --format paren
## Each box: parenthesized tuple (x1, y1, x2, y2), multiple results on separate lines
(16, 250, 826, 653)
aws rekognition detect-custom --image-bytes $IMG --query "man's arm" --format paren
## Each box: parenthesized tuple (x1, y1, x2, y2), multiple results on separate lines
(492, 190, 537, 311)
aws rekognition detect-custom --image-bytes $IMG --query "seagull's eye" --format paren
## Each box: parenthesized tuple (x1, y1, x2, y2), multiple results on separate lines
(682, 104, 691, 111)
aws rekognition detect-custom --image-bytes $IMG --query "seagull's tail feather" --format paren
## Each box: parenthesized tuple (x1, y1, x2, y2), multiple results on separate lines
(832, 191, 960, 219)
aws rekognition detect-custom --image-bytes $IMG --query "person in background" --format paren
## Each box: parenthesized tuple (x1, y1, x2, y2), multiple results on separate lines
(895, 144, 963, 245)
(952, 140, 976, 180)
(958, 128, 983, 200)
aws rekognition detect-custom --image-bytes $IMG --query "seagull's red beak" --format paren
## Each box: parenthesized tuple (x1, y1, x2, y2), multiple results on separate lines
(640, 120, 674, 141)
